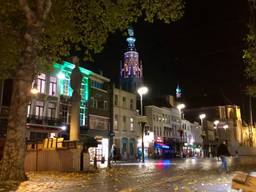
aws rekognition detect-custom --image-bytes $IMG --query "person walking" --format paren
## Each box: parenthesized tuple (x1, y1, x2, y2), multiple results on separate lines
(217, 140, 231, 173)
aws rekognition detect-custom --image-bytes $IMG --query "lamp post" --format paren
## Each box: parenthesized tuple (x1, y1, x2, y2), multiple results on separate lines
(177, 104, 186, 156)
(31, 81, 39, 95)
(137, 86, 148, 163)
(199, 114, 206, 157)
(223, 124, 229, 142)
(214, 120, 220, 140)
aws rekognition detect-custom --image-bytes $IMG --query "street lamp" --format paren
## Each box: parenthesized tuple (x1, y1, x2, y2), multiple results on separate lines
(137, 86, 148, 163)
(199, 114, 206, 124)
(177, 103, 186, 113)
(31, 81, 39, 94)
(223, 124, 228, 141)
(137, 86, 148, 116)
(199, 113, 206, 157)
(177, 103, 186, 156)
(57, 71, 65, 80)
(214, 120, 220, 128)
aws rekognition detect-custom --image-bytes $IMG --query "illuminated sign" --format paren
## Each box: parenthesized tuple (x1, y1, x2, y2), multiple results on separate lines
(156, 137, 163, 143)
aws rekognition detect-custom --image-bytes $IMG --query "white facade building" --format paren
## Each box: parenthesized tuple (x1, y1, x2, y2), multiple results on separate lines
(113, 88, 140, 160)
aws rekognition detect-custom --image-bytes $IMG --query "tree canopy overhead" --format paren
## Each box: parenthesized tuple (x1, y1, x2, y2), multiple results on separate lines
(0, 0, 184, 78)
(0, 0, 184, 181)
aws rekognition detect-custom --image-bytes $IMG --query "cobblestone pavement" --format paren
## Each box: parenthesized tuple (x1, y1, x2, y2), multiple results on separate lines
(0, 157, 255, 192)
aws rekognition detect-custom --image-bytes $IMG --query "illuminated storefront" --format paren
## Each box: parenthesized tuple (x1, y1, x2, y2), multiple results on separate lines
(154, 137, 171, 158)
(88, 137, 109, 168)
(137, 132, 154, 159)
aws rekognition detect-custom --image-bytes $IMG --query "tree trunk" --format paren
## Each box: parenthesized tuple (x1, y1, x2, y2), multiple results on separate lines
(0, 28, 37, 181)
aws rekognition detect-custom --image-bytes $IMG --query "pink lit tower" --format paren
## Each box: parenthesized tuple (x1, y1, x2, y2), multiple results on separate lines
(120, 27, 142, 93)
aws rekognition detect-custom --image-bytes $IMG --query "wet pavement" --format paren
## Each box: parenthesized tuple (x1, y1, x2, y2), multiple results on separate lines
(0, 157, 256, 192)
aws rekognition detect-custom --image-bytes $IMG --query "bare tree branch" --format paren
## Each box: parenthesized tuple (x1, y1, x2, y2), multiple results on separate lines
(19, 0, 36, 25)
(43, 0, 52, 20)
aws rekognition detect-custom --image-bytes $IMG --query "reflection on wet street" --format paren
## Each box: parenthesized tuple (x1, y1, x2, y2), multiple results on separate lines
(3, 157, 255, 192)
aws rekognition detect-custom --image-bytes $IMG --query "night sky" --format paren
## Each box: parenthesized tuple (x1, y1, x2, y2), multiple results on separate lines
(85, 0, 248, 111)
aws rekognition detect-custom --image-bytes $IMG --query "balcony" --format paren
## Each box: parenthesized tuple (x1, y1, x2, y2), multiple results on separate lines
(27, 115, 63, 127)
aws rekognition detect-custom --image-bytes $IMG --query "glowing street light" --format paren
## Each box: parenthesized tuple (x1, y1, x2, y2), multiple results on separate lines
(57, 71, 65, 79)
(30, 81, 39, 94)
(214, 120, 220, 127)
(137, 86, 148, 163)
(177, 103, 186, 112)
(137, 86, 148, 116)
(223, 124, 229, 141)
(199, 113, 206, 121)
(199, 113, 206, 157)
(223, 124, 229, 130)
(177, 103, 186, 155)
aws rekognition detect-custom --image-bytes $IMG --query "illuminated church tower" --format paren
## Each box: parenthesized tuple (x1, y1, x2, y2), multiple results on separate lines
(120, 27, 142, 93)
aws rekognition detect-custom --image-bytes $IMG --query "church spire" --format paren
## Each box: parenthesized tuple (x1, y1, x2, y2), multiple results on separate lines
(120, 27, 142, 93)
(176, 84, 182, 99)
(126, 26, 136, 51)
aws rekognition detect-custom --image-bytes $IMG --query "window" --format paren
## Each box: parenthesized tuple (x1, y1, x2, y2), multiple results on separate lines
(122, 143, 127, 154)
(49, 76, 57, 96)
(130, 118, 134, 131)
(80, 107, 85, 126)
(94, 99, 98, 109)
(63, 79, 69, 96)
(98, 100, 104, 109)
(91, 97, 94, 108)
(91, 80, 103, 89)
(35, 101, 44, 119)
(104, 100, 108, 110)
(37, 73, 46, 94)
(27, 102, 31, 117)
(114, 115, 118, 130)
(123, 97, 126, 106)
(123, 116, 126, 131)
(130, 99, 133, 110)
(130, 143, 134, 156)
(91, 97, 98, 108)
(60, 102, 70, 124)
(47, 102, 56, 119)
(114, 95, 118, 106)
